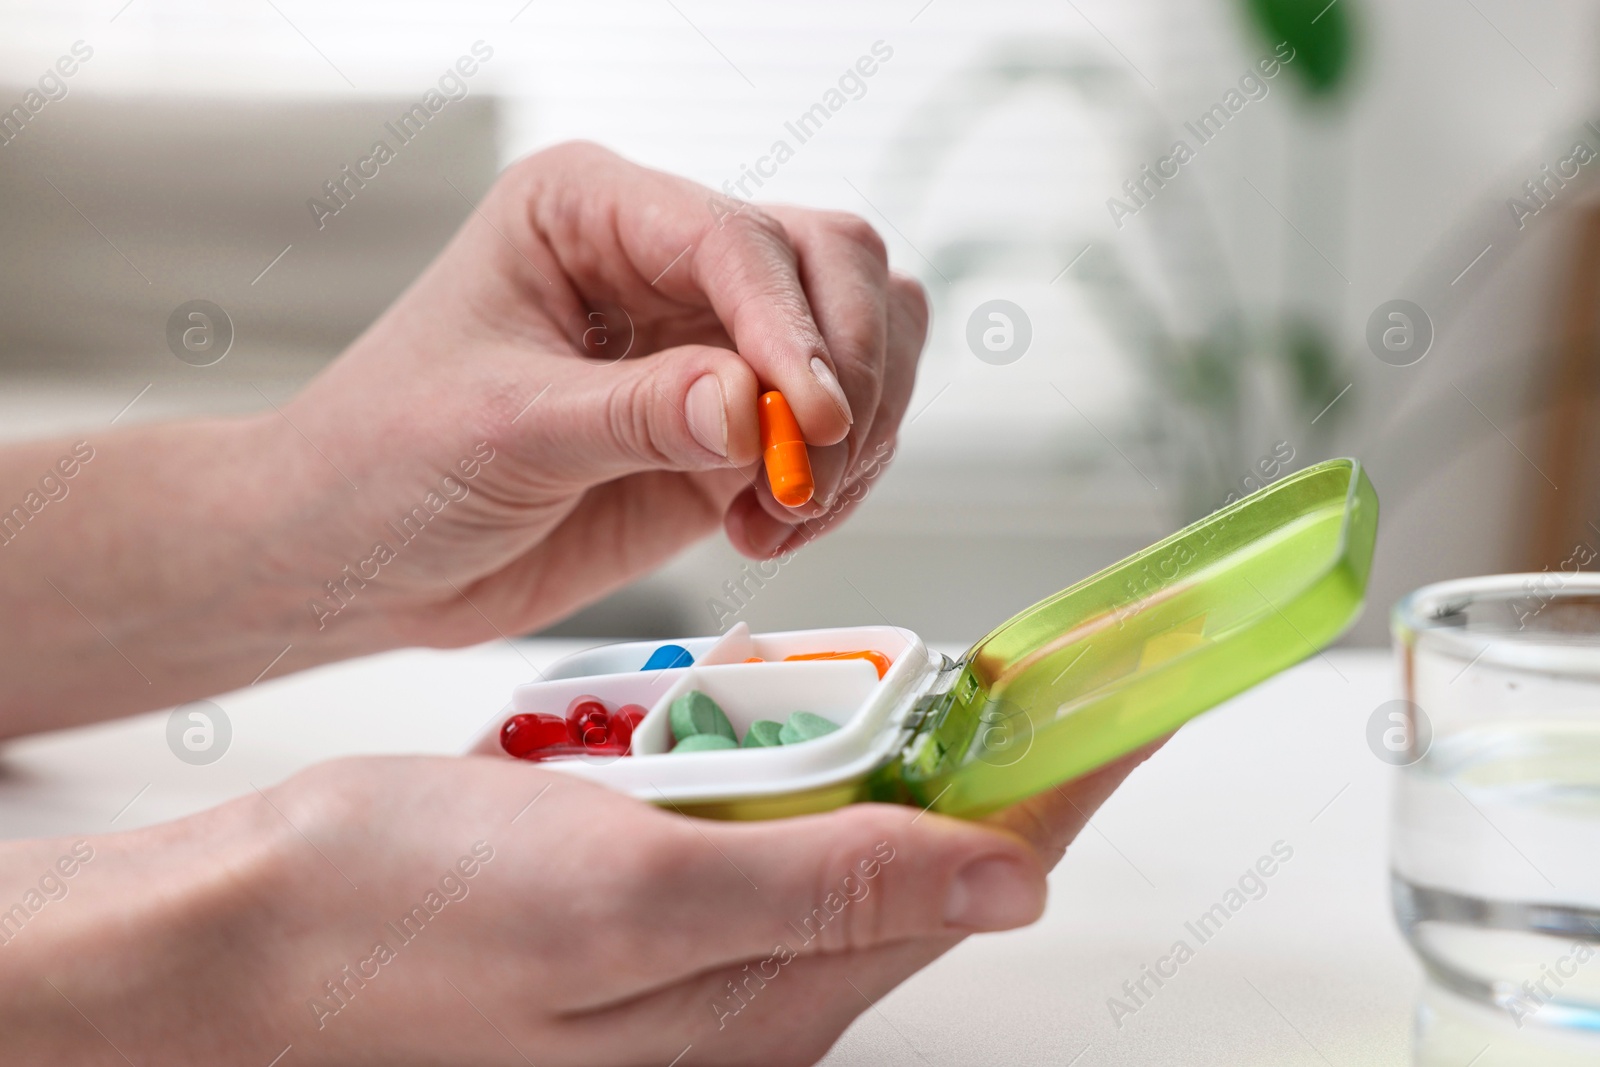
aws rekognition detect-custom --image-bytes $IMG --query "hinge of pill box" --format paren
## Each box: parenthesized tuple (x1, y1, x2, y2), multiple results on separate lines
(864, 655, 972, 805)
(899, 654, 962, 733)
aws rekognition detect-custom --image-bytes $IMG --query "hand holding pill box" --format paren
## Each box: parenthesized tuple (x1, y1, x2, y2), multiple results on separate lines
(469, 459, 1378, 820)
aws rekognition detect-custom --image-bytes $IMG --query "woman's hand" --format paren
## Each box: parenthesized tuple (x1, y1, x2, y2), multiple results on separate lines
(0, 142, 927, 727)
(1, 755, 1095, 1067)
(274, 141, 929, 650)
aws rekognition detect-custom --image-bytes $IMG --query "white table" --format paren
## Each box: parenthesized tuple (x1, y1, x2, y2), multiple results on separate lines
(0, 643, 1591, 1065)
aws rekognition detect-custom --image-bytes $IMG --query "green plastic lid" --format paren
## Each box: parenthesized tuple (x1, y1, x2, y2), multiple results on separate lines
(875, 458, 1379, 817)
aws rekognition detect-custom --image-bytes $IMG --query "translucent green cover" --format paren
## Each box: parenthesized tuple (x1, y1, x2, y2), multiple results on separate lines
(878, 458, 1378, 818)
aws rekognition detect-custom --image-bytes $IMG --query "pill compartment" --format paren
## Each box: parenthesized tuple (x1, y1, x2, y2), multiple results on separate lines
(627, 659, 881, 757)
(700, 623, 914, 673)
(505, 669, 689, 721)
(466, 624, 938, 806)
(466, 667, 691, 764)
(539, 636, 722, 680)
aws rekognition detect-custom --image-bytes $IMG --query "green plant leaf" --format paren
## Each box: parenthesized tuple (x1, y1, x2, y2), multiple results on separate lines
(1283, 317, 1347, 426)
(1243, 0, 1354, 96)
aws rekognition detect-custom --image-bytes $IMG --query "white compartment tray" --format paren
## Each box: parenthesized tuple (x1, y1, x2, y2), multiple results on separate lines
(464, 624, 941, 805)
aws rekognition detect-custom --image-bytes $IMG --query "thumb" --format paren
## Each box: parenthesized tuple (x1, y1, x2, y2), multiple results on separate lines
(514, 344, 761, 489)
(640, 804, 1047, 986)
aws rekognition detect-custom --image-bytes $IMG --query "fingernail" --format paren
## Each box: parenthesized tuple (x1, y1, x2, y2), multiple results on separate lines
(945, 856, 1043, 931)
(684, 375, 727, 457)
(810, 357, 853, 425)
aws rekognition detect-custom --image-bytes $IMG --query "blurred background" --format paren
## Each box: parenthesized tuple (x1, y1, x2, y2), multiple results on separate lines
(2, 0, 1595, 646)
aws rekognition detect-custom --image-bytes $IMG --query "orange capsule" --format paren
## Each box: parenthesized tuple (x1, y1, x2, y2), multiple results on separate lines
(758, 391, 814, 507)
(783, 649, 892, 679)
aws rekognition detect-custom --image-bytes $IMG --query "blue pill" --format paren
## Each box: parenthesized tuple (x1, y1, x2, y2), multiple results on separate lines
(641, 644, 694, 670)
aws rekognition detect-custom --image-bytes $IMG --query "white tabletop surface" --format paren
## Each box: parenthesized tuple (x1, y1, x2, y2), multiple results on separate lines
(0, 642, 1593, 1066)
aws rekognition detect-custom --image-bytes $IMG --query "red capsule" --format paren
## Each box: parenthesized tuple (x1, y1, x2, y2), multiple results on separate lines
(610, 704, 647, 750)
(501, 713, 570, 759)
(520, 741, 628, 762)
(567, 696, 611, 747)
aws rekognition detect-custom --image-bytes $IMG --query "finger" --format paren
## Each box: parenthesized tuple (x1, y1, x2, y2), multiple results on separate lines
(686, 211, 856, 444)
(843, 273, 925, 486)
(459, 468, 752, 634)
(506, 344, 760, 491)
(759, 272, 925, 523)
(560, 932, 961, 1067)
(723, 487, 796, 559)
(987, 735, 1170, 870)
(722, 434, 892, 562)
(700, 802, 1045, 949)
(687, 934, 958, 1065)
(764, 208, 890, 507)
(730, 272, 925, 551)
(721, 433, 893, 563)
(504, 144, 853, 446)
(573, 803, 1044, 1008)
(565, 742, 1159, 1061)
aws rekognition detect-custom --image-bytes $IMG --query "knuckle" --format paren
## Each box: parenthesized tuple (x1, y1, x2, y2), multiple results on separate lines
(827, 212, 888, 264)
(538, 138, 615, 168)
(503, 150, 542, 181)
(279, 758, 379, 836)
(891, 273, 931, 332)
(710, 209, 798, 275)
(497, 141, 616, 206)
(838, 327, 887, 382)
(487, 156, 530, 193)
(722, 202, 786, 240)
(605, 371, 671, 467)
(833, 802, 908, 855)
(698, 213, 809, 302)
(495, 151, 553, 199)
(807, 806, 907, 951)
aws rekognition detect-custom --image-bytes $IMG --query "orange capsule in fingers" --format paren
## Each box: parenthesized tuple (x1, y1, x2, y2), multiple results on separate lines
(758, 390, 814, 508)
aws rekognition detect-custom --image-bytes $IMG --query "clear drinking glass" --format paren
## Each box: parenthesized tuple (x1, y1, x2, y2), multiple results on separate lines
(1392, 575, 1600, 1030)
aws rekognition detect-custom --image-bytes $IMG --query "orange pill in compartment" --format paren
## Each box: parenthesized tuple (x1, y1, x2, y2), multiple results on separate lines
(758, 391, 814, 508)
(783, 649, 891, 679)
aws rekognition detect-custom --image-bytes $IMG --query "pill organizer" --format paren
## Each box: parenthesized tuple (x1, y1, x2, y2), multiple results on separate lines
(466, 458, 1379, 820)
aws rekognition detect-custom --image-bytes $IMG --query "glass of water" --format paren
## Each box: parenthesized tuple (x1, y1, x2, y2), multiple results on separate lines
(1392, 574, 1600, 1030)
